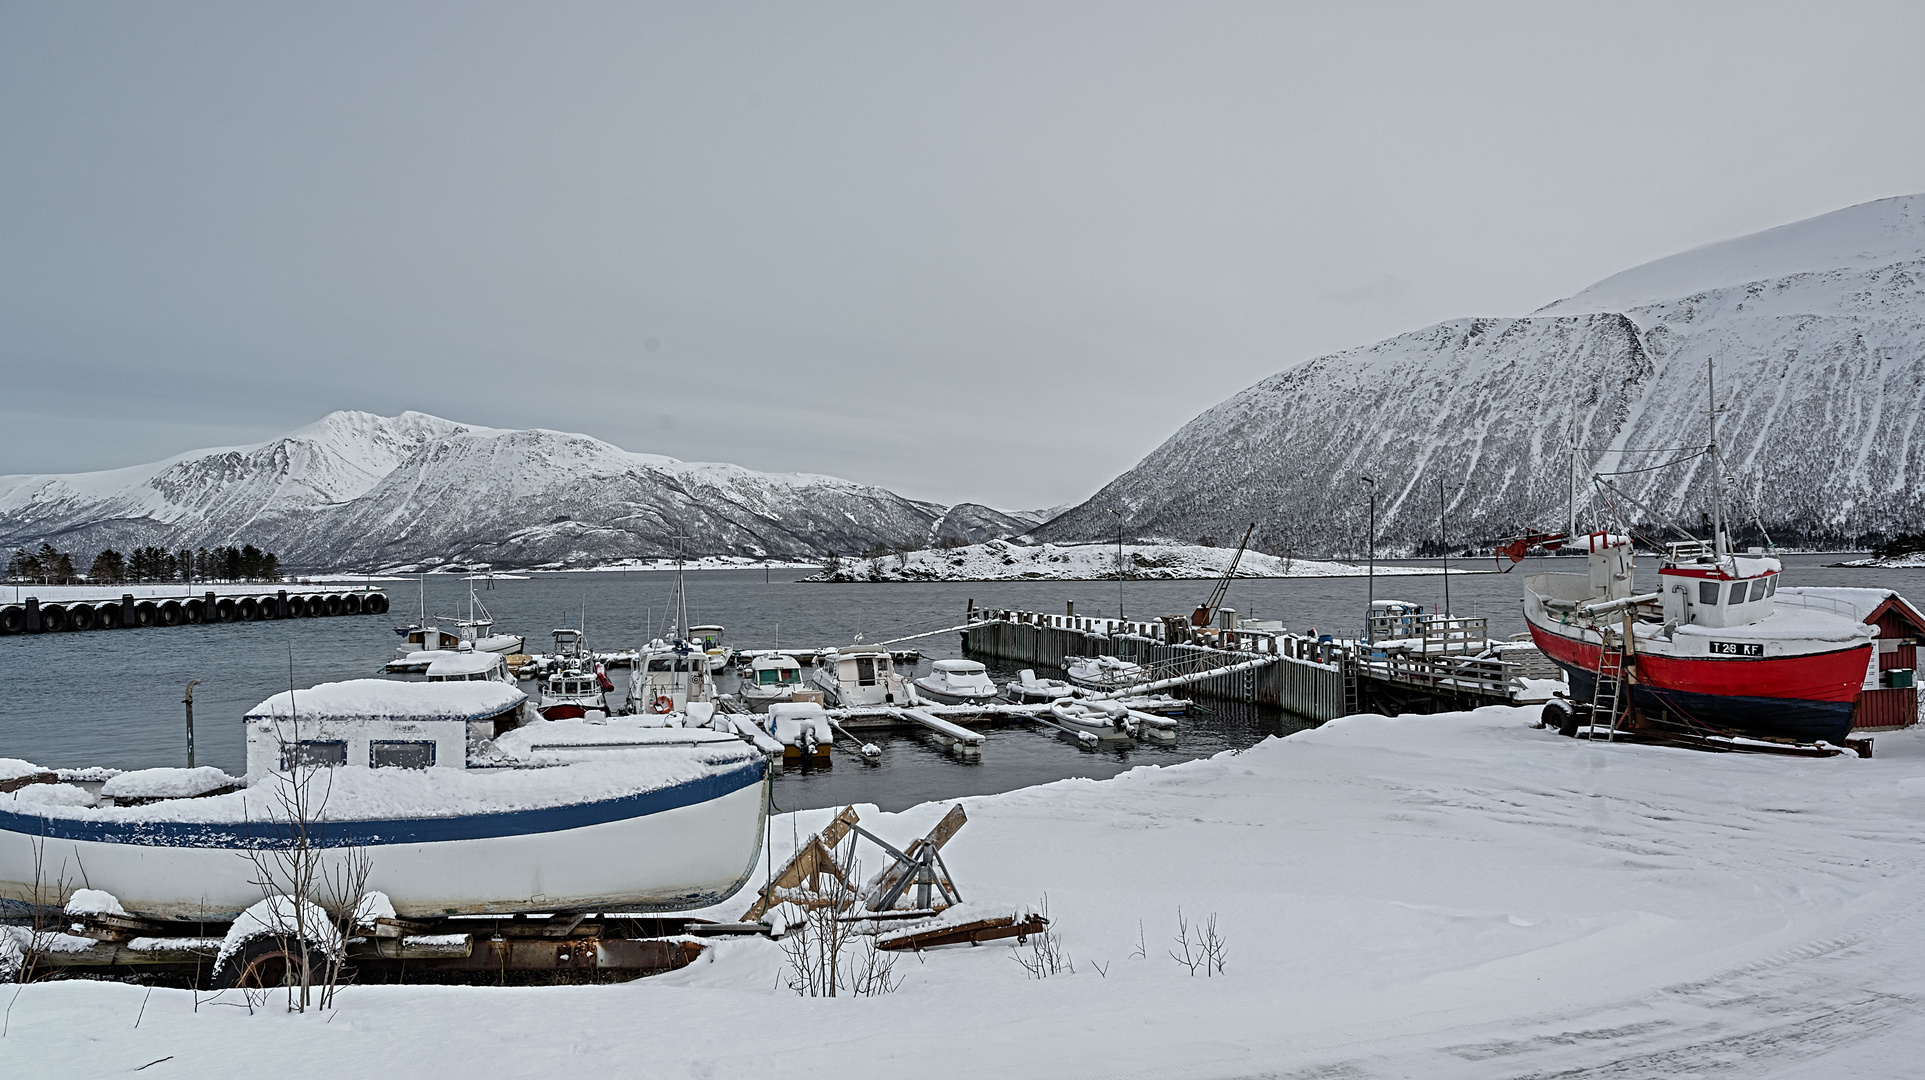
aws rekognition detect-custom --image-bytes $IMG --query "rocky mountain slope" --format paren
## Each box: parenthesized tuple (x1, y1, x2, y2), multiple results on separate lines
(0, 414, 1029, 571)
(1035, 194, 1925, 555)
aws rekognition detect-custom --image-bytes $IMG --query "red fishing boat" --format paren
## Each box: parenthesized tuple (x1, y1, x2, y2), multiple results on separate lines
(1521, 361, 1891, 745)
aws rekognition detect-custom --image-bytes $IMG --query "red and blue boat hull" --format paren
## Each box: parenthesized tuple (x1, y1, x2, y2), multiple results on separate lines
(1529, 626, 1869, 744)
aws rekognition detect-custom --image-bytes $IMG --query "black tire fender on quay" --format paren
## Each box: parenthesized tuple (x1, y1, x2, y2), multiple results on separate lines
(259, 596, 281, 620)
(38, 604, 67, 633)
(66, 603, 96, 632)
(366, 592, 389, 615)
(323, 594, 343, 617)
(215, 597, 238, 622)
(158, 601, 182, 626)
(1, 606, 25, 634)
(304, 596, 326, 617)
(93, 602, 120, 629)
(134, 602, 158, 627)
(183, 598, 205, 624)
(237, 597, 260, 621)
(341, 593, 363, 615)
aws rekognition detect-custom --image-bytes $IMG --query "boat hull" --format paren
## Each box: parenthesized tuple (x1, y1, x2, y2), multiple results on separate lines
(1528, 624, 1867, 744)
(911, 682, 1000, 707)
(0, 762, 767, 922)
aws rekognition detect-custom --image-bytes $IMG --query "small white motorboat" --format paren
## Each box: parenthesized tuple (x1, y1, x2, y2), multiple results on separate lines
(1066, 655, 1146, 692)
(739, 653, 822, 713)
(536, 663, 612, 721)
(688, 625, 733, 674)
(387, 582, 525, 672)
(1048, 698, 1135, 740)
(423, 647, 517, 686)
(811, 647, 913, 708)
(761, 702, 835, 761)
(1006, 668, 1079, 703)
(913, 659, 1000, 706)
(0, 680, 769, 922)
(628, 639, 717, 717)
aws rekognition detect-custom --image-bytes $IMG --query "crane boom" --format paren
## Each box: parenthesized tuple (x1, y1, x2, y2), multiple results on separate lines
(1192, 523, 1256, 626)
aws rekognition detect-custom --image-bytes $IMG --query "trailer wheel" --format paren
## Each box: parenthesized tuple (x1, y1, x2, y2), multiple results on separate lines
(1557, 704, 1583, 738)
(211, 934, 332, 990)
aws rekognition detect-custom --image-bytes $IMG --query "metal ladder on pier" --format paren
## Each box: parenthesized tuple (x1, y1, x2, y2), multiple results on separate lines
(1341, 656, 1362, 717)
(1589, 631, 1627, 741)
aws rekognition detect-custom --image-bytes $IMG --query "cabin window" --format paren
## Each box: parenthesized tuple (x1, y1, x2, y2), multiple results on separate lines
(1699, 581, 1720, 606)
(371, 741, 436, 770)
(1767, 576, 1778, 595)
(1750, 578, 1768, 602)
(856, 657, 877, 685)
(281, 740, 347, 771)
(1729, 582, 1748, 605)
(758, 669, 780, 685)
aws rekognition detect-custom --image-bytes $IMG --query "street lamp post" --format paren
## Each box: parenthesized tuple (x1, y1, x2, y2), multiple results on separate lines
(1107, 507, 1124, 624)
(1360, 476, 1376, 643)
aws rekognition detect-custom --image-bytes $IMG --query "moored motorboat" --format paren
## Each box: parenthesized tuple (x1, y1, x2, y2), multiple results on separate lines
(628, 639, 717, 717)
(913, 659, 999, 706)
(739, 653, 822, 713)
(0, 680, 768, 922)
(689, 625, 733, 673)
(1066, 655, 1145, 692)
(811, 646, 914, 707)
(536, 663, 612, 720)
(1006, 668, 1076, 703)
(1047, 698, 1134, 740)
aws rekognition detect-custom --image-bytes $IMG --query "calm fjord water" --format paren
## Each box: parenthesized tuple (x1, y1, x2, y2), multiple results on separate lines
(2, 555, 1911, 811)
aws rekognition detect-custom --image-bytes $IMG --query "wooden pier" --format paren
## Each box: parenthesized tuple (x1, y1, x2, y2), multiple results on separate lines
(962, 606, 1557, 722)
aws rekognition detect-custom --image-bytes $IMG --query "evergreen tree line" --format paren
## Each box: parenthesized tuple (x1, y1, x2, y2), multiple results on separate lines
(5, 542, 282, 584)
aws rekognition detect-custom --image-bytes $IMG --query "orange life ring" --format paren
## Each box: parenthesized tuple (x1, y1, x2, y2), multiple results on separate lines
(652, 694, 674, 714)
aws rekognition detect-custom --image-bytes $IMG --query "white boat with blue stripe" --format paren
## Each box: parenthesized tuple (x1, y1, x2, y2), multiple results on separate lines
(0, 679, 768, 922)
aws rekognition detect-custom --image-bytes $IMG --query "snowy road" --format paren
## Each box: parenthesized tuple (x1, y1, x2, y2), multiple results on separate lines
(9, 707, 1925, 1077)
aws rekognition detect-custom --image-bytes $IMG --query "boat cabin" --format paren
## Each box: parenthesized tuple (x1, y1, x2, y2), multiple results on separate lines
(1655, 540, 1780, 631)
(922, 659, 994, 696)
(551, 628, 586, 658)
(424, 648, 511, 683)
(245, 680, 527, 775)
(399, 626, 462, 652)
(815, 647, 908, 706)
(748, 654, 804, 689)
(689, 625, 726, 651)
(632, 642, 715, 713)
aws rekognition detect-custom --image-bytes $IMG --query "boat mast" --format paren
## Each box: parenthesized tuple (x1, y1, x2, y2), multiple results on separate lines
(1567, 420, 1578, 540)
(1707, 358, 1727, 559)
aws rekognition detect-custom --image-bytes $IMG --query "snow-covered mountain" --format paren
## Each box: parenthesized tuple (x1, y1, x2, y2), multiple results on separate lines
(0, 414, 1028, 571)
(1035, 194, 1925, 555)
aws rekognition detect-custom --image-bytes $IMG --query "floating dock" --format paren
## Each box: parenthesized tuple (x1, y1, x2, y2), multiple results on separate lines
(0, 583, 389, 635)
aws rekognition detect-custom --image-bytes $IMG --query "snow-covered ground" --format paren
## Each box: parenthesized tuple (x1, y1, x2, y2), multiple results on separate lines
(804, 539, 1456, 582)
(1830, 553, 1925, 570)
(13, 706, 1925, 1077)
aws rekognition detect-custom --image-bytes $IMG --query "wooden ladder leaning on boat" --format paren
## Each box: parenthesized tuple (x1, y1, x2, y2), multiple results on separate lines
(1589, 625, 1629, 741)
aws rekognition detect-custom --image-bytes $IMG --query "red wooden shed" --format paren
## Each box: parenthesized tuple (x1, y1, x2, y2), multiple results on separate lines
(1852, 591, 1925, 732)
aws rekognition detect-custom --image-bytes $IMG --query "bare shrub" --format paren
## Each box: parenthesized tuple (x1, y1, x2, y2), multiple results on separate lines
(776, 844, 899, 998)
(1169, 908, 1227, 977)
(1011, 897, 1072, 979)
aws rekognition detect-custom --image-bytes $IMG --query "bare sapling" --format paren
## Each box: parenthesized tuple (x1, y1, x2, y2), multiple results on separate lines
(776, 839, 899, 997)
(1169, 908, 1227, 977)
(235, 648, 358, 1011)
(1011, 896, 1072, 979)
(3, 835, 75, 1036)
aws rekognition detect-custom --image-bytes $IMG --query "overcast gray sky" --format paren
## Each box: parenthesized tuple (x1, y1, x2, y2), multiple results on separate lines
(4, 2, 1923, 509)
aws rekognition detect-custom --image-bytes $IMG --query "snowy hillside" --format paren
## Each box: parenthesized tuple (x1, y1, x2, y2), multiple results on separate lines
(1036, 194, 1925, 554)
(802, 539, 1445, 582)
(0, 413, 1025, 571)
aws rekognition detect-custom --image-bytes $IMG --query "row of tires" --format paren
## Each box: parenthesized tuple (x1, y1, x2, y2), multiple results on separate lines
(0, 591, 389, 634)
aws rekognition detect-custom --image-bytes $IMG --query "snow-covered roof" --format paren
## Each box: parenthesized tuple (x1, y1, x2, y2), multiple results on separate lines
(425, 651, 502, 677)
(247, 679, 524, 723)
(931, 659, 985, 673)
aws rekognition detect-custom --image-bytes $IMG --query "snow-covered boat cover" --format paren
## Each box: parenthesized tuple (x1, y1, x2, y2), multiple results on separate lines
(246, 678, 524, 722)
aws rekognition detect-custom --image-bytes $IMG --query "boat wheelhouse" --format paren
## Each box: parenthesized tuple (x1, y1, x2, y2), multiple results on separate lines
(536, 665, 611, 721)
(628, 640, 716, 716)
(688, 624, 733, 673)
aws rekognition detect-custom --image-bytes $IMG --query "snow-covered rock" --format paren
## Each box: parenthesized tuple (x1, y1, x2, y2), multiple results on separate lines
(0, 413, 1033, 571)
(1037, 193, 1925, 554)
(803, 539, 1446, 582)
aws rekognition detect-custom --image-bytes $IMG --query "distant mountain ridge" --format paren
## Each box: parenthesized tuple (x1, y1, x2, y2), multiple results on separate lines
(1033, 193, 1925, 555)
(0, 414, 1034, 571)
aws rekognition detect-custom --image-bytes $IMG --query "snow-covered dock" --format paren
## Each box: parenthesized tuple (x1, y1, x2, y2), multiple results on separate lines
(0, 583, 389, 635)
